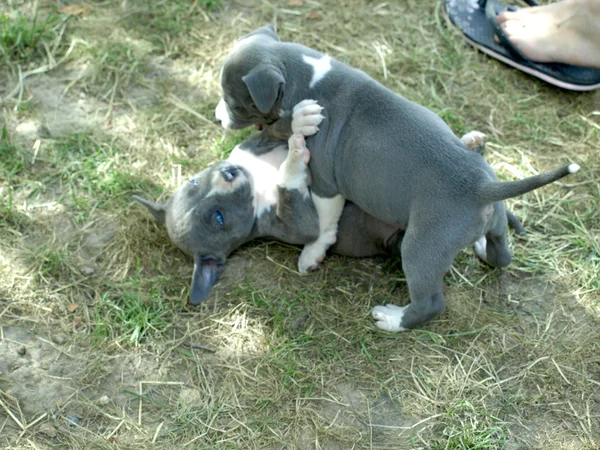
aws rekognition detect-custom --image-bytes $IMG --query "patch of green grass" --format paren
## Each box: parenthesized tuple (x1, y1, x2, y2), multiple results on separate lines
(437, 109, 467, 136)
(0, 127, 24, 180)
(243, 284, 309, 336)
(27, 244, 73, 281)
(93, 38, 152, 71)
(0, 131, 29, 228)
(49, 133, 162, 213)
(211, 128, 255, 160)
(0, 7, 64, 61)
(120, 0, 221, 43)
(431, 402, 508, 450)
(93, 267, 173, 345)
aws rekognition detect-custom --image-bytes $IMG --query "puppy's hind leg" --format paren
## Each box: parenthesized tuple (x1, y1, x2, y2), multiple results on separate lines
(460, 131, 487, 155)
(476, 203, 513, 268)
(372, 218, 469, 331)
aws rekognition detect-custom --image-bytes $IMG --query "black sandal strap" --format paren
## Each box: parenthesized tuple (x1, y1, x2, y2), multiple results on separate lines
(483, 0, 531, 61)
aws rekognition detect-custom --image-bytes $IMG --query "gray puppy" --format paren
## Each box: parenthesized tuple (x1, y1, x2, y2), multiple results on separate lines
(134, 102, 323, 304)
(215, 25, 580, 331)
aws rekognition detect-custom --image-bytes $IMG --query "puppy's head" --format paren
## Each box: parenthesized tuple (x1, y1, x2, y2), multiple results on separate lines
(134, 161, 256, 305)
(216, 24, 285, 130)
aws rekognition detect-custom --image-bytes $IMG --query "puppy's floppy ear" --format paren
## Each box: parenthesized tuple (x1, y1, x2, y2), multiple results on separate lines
(133, 195, 166, 224)
(240, 24, 280, 42)
(189, 255, 224, 305)
(243, 65, 285, 114)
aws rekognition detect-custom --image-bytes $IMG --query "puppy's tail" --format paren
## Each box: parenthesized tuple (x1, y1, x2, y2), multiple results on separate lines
(477, 164, 580, 204)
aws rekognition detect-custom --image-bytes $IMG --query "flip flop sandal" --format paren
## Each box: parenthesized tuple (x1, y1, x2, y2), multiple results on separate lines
(444, 0, 600, 91)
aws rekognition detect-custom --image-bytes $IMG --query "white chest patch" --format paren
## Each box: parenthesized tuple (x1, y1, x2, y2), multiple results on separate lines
(227, 146, 286, 218)
(302, 55, 332, 89)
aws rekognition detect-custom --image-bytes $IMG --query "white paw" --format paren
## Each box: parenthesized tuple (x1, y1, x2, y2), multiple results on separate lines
(460, 131, 487, 150)
(292, 99, 325, 136)
(288, 133, 310, 165)
(474, 236, 488, 263)
(371, 304, 408, 332)
(298, 242, 327, 274)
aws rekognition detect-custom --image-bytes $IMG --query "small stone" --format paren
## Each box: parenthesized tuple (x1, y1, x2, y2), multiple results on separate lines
(97, 394, 110, 405)
(17, 345, 27, 356)
(65, 416, 79, 426)
(80, 266, 95, 276)
(179, 388, 202, 406)
(39, 422, 57, 438)
(52, 334, 67, 345)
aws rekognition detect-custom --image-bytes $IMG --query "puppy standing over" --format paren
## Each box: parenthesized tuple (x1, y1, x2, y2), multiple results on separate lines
(215, 25, 580, 331)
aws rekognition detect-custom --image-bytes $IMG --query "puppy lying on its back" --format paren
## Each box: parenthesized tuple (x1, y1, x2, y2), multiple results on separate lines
(134, 101, 323, 304)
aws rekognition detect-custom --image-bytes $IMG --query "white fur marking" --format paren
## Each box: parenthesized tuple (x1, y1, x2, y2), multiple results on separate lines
(215, 98, 233, 130)
(474, 236, 488, 263)
(298, 194, 345, 273)
(568, 163, 580, 174)
(257, 145, 288, 168)
(227, 146, 279, 218)
(371, 304, 408, 332)
(302, 55, 332, 89)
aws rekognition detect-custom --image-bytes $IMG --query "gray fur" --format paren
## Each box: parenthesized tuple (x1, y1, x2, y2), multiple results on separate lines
(217, 26, 579, 329)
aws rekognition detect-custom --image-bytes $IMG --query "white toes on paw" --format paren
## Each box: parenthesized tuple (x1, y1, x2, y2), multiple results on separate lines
(461, 131, 487, 149)
(474, 236, 488, 263)
(288, 134, 310, 165)
(292, 99, 325, 136)
(371, 304, 408, 332)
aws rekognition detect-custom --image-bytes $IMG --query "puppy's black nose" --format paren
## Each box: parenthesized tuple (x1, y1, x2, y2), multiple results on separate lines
(222, 166, 238, 182)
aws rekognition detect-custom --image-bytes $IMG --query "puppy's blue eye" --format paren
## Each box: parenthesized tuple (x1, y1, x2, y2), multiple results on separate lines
(188, 179, 198, 186)
(214, 210, 224, 226)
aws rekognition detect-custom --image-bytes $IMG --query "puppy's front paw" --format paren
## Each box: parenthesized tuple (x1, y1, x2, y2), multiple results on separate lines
(298, 243, 326, 274)
(371, 304, 408, 332)
(288, 133, 311, 165)
(292, 99, 325, 136)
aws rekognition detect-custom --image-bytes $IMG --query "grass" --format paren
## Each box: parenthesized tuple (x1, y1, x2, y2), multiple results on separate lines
(0, 7, 64, 61)
(0, 0, 599, 448)
(93, 270, 172, 345)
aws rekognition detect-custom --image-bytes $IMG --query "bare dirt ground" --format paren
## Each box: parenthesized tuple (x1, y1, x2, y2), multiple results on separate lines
(1, 0, 599, 448)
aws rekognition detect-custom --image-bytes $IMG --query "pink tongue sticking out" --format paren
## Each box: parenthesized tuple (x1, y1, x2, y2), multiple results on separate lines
(255, 124, 265, 131)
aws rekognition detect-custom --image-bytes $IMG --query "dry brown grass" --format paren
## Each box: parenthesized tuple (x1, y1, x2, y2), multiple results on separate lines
(1, 0, 599, 448)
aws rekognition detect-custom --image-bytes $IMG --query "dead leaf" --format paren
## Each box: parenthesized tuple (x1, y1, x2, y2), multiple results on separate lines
(59, 5, 91, 16)
(67, 303, 79, 313)
(307, 10, 322, 19)
(288, 0, 303, 5)
(74, 316, 82, 325)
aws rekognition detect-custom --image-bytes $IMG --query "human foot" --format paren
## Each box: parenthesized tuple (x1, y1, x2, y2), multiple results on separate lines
(498, 0, 600, 68)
